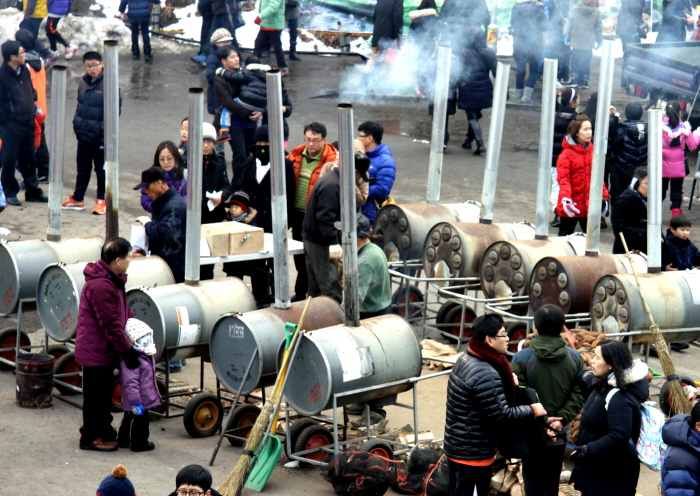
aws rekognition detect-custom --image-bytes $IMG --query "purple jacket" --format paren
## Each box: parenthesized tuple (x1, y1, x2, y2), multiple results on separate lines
(140, 169, 187, 213)
(662, 117, 699, 178)
(74, 259, 133, 367)
(118, 353, 162, 410)
(47, 0, 72, 15)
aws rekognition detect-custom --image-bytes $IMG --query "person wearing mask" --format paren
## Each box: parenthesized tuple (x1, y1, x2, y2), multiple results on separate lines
(512, 305, 585, 496)
(570, 340, 649, 496)
(660, 401, 700, 496)
(610, 103, 647, 205)
(556, 115, 609, 236)
(510, 0, 547, 104)
(357, 121, 396, 222)
(0, 40, 48, 207)
(612, 166, 648, 254)
(550, 87, 580, 227)
(75, 238, 137, 452)
(444, 313, 548, 496)
(287, 122, 338, 300)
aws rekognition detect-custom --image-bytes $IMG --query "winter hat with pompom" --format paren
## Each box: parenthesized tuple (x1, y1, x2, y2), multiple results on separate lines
(97, 465, 136, 496)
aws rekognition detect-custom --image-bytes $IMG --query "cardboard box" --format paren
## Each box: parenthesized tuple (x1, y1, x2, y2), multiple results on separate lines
(201, 222, 264, 256)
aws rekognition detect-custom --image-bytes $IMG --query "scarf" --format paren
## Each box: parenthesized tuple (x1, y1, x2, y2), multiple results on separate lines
(469, 338, 517, 406)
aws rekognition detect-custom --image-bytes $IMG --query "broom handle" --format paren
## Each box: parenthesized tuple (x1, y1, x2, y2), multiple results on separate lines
(619, 233, 657, 328)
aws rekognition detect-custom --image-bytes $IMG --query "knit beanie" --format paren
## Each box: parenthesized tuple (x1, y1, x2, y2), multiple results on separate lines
(97, 465, 136, 496)
(229, 191, 250, 212)
(210, 28, 233, 45)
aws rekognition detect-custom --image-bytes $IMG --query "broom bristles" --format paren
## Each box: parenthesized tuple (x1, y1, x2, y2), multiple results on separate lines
(649, 324, 693, 416)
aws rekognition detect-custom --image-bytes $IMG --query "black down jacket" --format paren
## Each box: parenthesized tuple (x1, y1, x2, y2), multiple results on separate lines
(72, 72, 122, 144)
(511, 0, 547, 58)
(201, 149, 233, 225)
(0, 62, 35, 126)
(119, 0, 157, 22)
(456, 45, 498, 111)
(444, 350, 534, 462)
(612, 119, 648, 171)
(372, 0, 404, 47)
(551, 104, 577, 167)
(611, 186, 648, 254)
(145, 187, 187, 284)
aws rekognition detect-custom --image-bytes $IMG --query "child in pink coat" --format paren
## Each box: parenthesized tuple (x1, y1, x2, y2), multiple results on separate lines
(662, 101, 699, 216)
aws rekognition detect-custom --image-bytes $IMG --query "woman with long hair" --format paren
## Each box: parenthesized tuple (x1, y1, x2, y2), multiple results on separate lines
(570, 340, 649, 496)
(140, 141, 187, 213)
(662, 100, 698, 216)
(556, 114, 609, 236)
(550, 87, 580, 227)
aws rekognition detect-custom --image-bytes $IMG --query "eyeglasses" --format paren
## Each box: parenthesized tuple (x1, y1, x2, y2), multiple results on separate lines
(495, 333, 508, 339)
(304, 138, 323, 144)
(358, 134, 368, 139)
(177, 490, 205, 496)
(84, 63, 102, 69)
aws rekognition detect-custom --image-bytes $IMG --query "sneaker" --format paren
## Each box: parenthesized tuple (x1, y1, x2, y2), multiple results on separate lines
(62, 195, 85, 210)
(280, 67, 289, 77)
(217, 130, 231, 143)
(64, 44, 79, 60)
(92, 199, 106, 215)
(43, 51, 59, 69)
(672, 208, 683, 217)
(6, 196, 21, 207)
(190, 54, 206, 66)
(37, 176, 48, 184)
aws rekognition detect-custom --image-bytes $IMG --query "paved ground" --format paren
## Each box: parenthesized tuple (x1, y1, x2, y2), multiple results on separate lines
(0, 49, 697, 496)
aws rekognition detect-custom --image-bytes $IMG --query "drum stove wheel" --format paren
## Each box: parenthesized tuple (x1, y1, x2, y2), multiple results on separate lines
(0, 327, 31, 371)
(391, 285, 424, 319)
(225, 403, 262, 446)
(435, 301, 460, 326)
(284, 417, 320, 458)
(111, 370, 123, 413)
(505, 321, 529, 354)
(45, 344, 70, 364)
(294, 424, 334, 467)
(442, 305, 477, 341)
(53, 350, 82, 395)
(183, 392, 223, 438)
(361, 439, 396, 460)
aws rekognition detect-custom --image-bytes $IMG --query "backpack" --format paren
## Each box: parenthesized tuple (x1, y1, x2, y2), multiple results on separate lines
(605, 388, 668, 472)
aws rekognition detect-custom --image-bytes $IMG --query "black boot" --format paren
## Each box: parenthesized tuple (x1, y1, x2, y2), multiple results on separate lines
(144, 44, 153, 61)
(469, 118, 486, 155)
(289, 43, 302, 61)
(132, 46, 140, 60)
(462, 125, 475, 150)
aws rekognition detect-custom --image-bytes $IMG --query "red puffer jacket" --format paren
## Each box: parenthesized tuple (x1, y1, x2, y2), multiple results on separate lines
(556, 136, 609, 219)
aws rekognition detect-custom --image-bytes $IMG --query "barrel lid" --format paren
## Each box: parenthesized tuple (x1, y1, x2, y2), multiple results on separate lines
(0, 242, 20, 316)
(126, 288, 166, 357)
(37, 263, 82, 342)
(210, 314, 264, 395)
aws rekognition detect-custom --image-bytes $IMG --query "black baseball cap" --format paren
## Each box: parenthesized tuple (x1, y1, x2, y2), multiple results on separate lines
(133, 167, 167, 190)
(355, 153, 370, 182)
(357, 214, 371, 238)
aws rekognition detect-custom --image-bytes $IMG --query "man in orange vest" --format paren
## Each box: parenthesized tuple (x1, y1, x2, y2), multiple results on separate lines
(286, 122, 337, 300)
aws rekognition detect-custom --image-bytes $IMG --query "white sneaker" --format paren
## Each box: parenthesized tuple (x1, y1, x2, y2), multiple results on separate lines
(65, 44, 79, 60)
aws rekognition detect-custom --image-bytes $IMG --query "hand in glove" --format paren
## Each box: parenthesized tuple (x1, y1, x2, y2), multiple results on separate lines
(561, 197, 581, 218)
(254, 16, 261, 24)
(328, 244, 342, 261)
(131, 405, 145, 416)
(569, 445, 588, 461)
(123, 348, 140, 370)
(601, 200, 609, 217)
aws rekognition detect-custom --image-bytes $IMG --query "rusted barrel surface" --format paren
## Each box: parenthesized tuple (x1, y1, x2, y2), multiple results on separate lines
(16, 353, 54, 409)
(423, 222, 536, 279)
(373, 203, 481, 262)
(529, 254, 648, 314)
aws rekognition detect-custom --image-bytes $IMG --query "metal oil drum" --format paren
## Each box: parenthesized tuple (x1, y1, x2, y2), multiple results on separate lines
(0, 236, 103, 316)
(529, 254, 648, 315)
(423, 222, 536, 280)
(373, 202, 481, 262)
(15, 353, 54, 409)
(479, 235, 587, 311)
(283, 314, 422, 416)
(209, 297, 345, 394)
(591, 272, 700, 344)
(37, 256, 175, 342)
(126, 278, 256, 360)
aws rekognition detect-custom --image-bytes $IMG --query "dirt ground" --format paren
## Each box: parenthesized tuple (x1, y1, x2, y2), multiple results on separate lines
(0, 48, 696, 496)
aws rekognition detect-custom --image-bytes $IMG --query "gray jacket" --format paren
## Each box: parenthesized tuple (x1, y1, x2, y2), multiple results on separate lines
(565, 2, 602, 49)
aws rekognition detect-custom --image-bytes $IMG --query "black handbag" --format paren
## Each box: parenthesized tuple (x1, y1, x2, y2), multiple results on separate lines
(497, 386, 548, 459)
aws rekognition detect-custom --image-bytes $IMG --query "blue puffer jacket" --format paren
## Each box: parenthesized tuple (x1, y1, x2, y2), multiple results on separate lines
(72, 72, 122, 144)
(119, 0, 157, 22)
(47, 0, 72, 16)
(661, 414, 700, 496)
(361, 143, 396, 222)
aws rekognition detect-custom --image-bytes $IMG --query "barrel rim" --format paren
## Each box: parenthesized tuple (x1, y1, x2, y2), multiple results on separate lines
(0, 241, 21, 316)
(38, 262, 81, 342)
(285, 331, 333, 416)
(126, 286, 167, 360)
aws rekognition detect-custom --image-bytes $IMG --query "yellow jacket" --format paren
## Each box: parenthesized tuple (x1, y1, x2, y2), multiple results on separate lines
(23, 0, 48, 19)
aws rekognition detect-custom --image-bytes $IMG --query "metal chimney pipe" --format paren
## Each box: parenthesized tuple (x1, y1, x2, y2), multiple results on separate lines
(47, 65, 67, 242)
(426, 44, 452, 206)
(185, 88, 204, 286)
(535, 59, 558, 240)
(647, 109, 662, 272)
(103, 40, 119, 240)
(585, 40, 614, 256)
(479, 61, 510, 225)
(266, 70, 291, 308)
(338, 103, 359, 327)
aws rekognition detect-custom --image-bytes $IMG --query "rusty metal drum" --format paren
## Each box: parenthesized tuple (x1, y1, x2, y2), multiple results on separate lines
(16, 353, 54, 409)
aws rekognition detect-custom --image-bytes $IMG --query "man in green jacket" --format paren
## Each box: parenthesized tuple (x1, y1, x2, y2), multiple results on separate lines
(357, 214, 391, 319)
(252, 0, 288, 76)
(511, 304, 584, 496)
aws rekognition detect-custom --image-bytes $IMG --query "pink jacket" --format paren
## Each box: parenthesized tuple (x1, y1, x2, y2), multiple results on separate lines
(662, 117, 698, 178)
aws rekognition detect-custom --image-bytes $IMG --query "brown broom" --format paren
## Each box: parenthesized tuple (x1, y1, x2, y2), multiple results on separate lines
(217, 296, 313, 496)
(620, 233, 692, 416)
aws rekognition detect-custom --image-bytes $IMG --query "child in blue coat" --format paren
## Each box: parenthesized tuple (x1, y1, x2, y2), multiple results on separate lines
(661, 402, 700, 496)
(662, 214, 700, 271)
(117, 318, 162, 452)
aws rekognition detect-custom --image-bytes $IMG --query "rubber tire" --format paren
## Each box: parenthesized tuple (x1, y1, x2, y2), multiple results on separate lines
(442, 305, 477, 341)
(391, 286, 424, 320)
(54, 350, 82, 395)
(110, 370, 123, 413)
(659, 375, 695, 416)
(183, 392, 223, 438)
(294, 424, 334, 466)
(435, 301, 460, 325)
(284, 417, 320, 457)
(226, 404, 262, 446)
(0, 328, 31, 371)
(360, 438, 396, 460)
(506, 321, 529, 354)
(46, 344, 71, 364)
